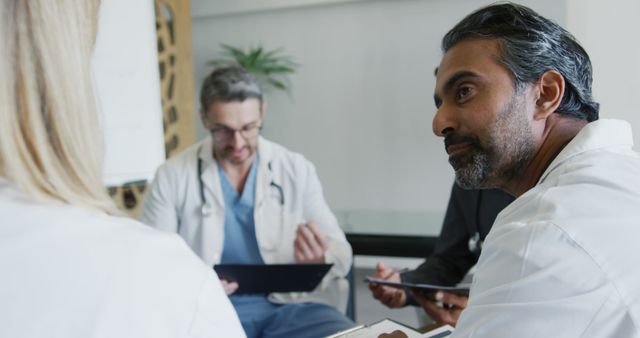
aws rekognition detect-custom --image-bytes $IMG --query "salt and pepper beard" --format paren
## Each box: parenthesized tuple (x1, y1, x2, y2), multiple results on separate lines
(451, 93, 537, 190)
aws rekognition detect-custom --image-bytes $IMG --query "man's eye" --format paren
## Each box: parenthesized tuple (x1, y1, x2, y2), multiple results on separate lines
(241, 124, 257, 133)
(456, 86, 472, 101)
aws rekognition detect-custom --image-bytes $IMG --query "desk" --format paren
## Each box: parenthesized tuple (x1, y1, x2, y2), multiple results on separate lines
(336, 210, 444, 258)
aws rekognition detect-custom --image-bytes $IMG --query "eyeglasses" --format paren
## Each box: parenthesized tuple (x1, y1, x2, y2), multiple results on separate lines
(209, 123, 261, 142)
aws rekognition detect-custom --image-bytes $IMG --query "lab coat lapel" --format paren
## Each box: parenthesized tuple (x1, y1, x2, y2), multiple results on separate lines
(254, 137, 272, 209)
(197, 137, 224, 209)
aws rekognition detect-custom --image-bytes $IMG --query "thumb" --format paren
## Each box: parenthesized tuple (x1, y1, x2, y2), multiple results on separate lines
(375, 262, 393, 277)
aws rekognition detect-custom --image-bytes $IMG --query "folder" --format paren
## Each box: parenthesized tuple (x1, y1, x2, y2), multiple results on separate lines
(214, 263, 332, 294)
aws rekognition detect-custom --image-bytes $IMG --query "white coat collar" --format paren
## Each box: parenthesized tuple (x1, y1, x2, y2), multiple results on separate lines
(538, 119, 634, 184)
(197, 137, 222, 208)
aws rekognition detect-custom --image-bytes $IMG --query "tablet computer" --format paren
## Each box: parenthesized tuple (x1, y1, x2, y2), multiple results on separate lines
(214, 263, 333, 294)
(364, 276, 470, 296)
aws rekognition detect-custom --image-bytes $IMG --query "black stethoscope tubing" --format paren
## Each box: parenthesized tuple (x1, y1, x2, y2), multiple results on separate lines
(194, 153, 285, 232)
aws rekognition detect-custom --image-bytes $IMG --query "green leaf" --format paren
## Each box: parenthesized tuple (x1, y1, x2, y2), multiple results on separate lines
(208, 44, 298, 95)
(267, 78, 286, 90)
(247, 46, 263, 65)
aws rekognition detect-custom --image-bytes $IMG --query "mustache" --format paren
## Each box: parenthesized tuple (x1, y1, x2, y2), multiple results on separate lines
(224, 145, 249, 151)
(444, 133, 481, 150)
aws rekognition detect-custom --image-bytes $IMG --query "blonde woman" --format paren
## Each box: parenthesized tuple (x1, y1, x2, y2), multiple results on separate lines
(0, 1, 245, 337)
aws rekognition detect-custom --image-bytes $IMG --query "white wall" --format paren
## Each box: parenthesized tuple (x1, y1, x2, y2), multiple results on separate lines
(566, 0, 640, 147)
(190, 0, 567, 215)
(95, 0, 165, 186)
(191, 0, 376, 18)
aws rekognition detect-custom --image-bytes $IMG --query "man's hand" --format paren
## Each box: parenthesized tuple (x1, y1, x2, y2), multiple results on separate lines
(220, 279, 239, 295)
(294, 222, 327, 263)
(413, 290, 468, 326)
(368, 262, 407, 308)
(378, 330, 408, 338)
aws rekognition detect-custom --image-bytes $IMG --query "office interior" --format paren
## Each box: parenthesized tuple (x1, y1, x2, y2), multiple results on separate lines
(105, 0, 640, 326)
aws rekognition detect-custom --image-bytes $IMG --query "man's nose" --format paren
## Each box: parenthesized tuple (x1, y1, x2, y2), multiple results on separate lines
(229, 130, 246, 146)
(432, 104, 457, 137)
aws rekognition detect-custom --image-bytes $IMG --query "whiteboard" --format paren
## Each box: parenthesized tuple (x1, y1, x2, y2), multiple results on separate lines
(93, 0, 165, 186)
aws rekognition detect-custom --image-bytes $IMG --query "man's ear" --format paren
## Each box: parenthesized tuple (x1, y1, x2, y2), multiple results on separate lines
(533, 70, 565, 120)
(200, 110, 210, 129)
(260, 100, 267, 121)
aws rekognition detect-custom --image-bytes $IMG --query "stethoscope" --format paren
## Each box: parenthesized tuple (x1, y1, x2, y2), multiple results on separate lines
(467, 190, 487, 254)
(196, 147, 285, 222)
(468, 232, 482, 254)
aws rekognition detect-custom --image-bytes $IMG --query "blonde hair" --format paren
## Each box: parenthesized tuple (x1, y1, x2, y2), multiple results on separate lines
(0, 0, 117, 214)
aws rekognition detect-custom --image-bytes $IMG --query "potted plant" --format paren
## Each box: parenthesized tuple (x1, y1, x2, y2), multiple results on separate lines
(208, 44, 298, 95)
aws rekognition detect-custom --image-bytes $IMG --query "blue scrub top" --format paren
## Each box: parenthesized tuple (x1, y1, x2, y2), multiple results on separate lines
(219, 155, 264, 264)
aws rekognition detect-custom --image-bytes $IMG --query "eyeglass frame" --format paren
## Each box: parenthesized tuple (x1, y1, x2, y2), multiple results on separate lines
(207, 121, 262, 142)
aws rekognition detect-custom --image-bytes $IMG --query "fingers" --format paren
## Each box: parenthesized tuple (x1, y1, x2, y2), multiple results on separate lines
(369, 262, 406, 308)
(376, 287, 406, 308)
(372, 262, 402, 281)
(368, 262, 397, 293)
(413, 291, 467, 326)
(438, 291, 468, 309)
(374, 262, 394, 278)
(294, 233, 316, 262)
(378, 330, 409, 338)
(294, 222, 327, 263)
(220, 279, 239, 295)
(305, 222, 327, 250)
(421, 299, 457, 326)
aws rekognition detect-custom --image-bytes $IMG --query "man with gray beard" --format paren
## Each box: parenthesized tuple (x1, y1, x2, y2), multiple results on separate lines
(427, 2, 640, 337)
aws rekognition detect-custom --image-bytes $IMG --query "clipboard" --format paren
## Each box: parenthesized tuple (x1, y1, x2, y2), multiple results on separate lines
(364, 276, 470, 296)
(214, 263, 333, 294)
(325, 318, 454, 338)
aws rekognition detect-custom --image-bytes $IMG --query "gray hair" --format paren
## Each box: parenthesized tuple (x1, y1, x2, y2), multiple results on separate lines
(199, 66, 263, 112)
(442, 3, 599, 122)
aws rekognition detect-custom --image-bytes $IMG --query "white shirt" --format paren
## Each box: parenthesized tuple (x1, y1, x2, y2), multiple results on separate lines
(453, 119, 640, 337)
(0, 178, 246, 338)
(139, 136, 352, 310)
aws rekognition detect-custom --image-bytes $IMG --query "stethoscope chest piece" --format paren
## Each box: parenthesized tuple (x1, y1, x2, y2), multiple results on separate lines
(468, 232, 483, 254)
(201, 203, 213, 217)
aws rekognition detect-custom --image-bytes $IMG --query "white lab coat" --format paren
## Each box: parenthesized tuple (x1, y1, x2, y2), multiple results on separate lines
(140, 136, 352, 311)
(453, 119, 640, 337)
(0, 178, 245, 338)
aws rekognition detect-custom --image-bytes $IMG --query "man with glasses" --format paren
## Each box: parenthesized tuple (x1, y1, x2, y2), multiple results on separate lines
(140, 66, 354, 338)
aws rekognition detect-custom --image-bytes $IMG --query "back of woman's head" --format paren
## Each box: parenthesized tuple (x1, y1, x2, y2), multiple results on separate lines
(0, 0, 117, 213)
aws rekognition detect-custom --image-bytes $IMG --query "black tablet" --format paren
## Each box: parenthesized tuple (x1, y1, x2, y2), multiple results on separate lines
(214, 263, 333, 294)
(364, 276, 470, 296)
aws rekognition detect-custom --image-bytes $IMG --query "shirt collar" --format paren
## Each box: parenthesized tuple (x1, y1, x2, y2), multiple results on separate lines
(538, 119, 634, 184)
